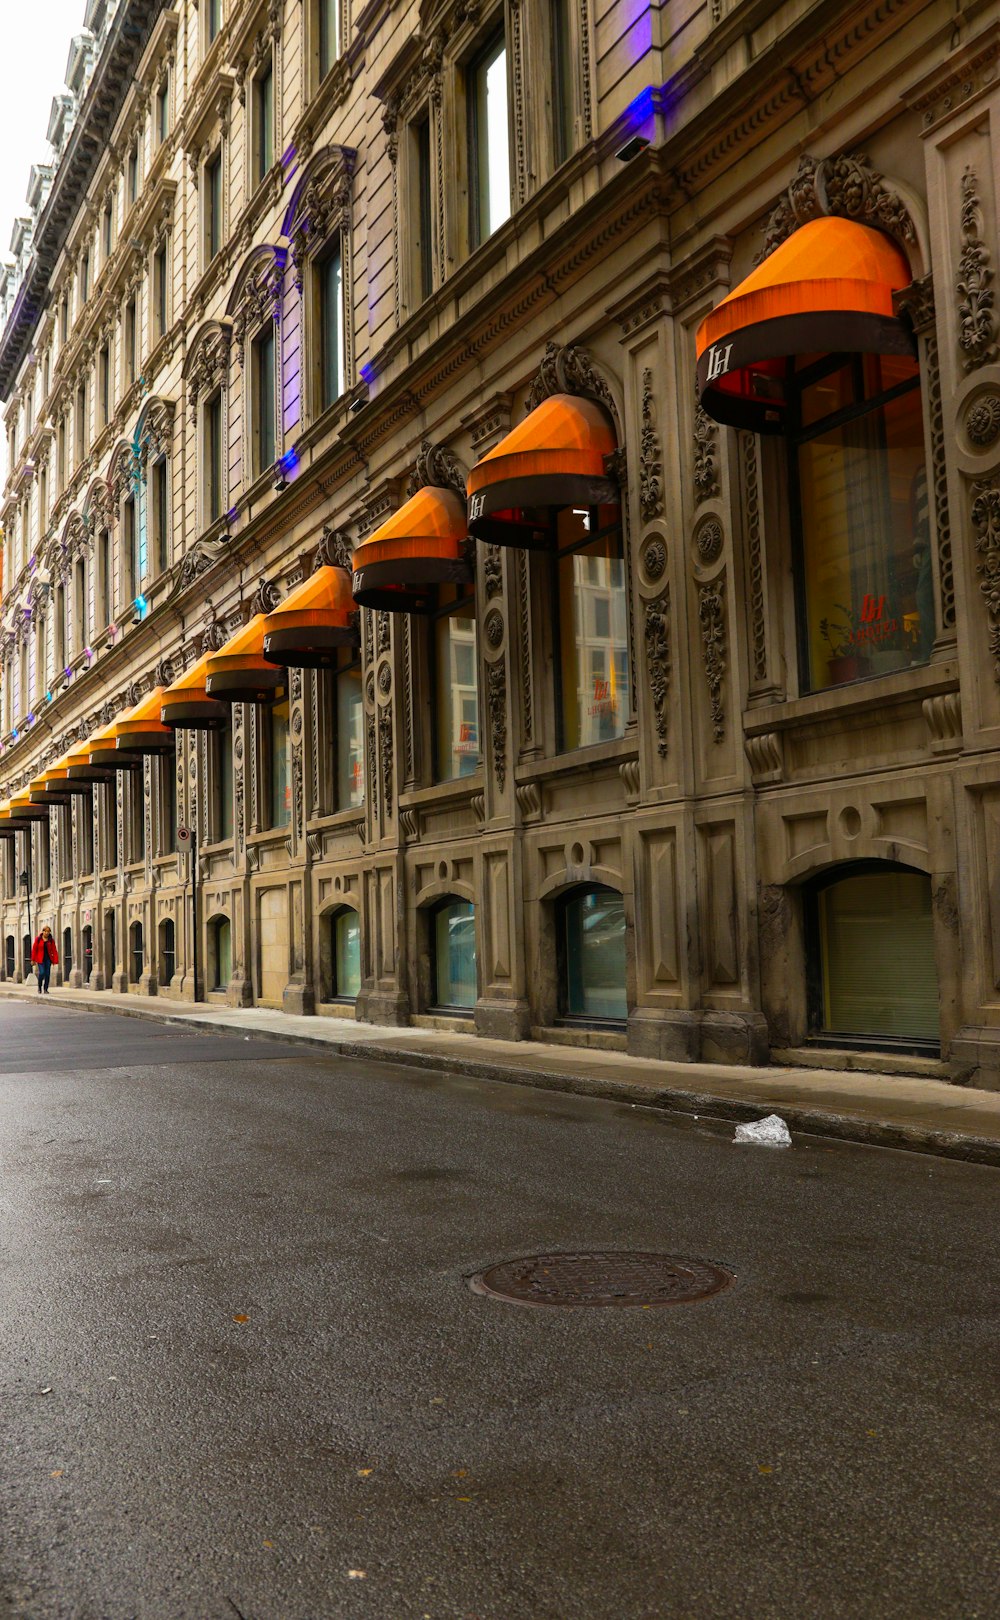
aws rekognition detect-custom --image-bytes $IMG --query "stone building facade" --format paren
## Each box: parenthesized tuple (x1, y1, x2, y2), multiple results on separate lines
(0, 0, 998, 1083)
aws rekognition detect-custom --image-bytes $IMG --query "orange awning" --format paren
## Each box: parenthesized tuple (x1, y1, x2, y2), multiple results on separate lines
(160, 652, 230, 731)
(467, 393, 619, 547)
(115, 687, 175, 755)
(29, 764, 73, 805)
(262, 566, 357, 667)
(352, 486, 471, 613)
(88, 717, 142, 772)
(205, 614, 284, 704)
(42, 754, 95, 797)
(8, 791, 49, 821)
(65, 736, 115, 782)
(0, 798, 34, 831)
(695, 217, 916, 432)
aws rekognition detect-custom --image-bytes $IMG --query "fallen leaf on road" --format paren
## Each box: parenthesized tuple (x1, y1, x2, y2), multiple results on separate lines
(262, 1540, 274, 1548)
(430, 1398, 444, 1405)
(347, 1569, 366, 1579)
(49, 1470, 63, 1478)
(866, 1429, 878, 1437)
(232, 1315, 249, 1324)
(357, 1468, 375, 1477)
(451, 1470, 468, 1478)
(757, 1465, 773, 1475)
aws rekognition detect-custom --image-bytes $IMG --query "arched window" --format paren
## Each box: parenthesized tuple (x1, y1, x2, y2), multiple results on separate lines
(5, 935, 15, 978)
(430, 898, 477, 1011)
(806, 862, 939, 1051)
(129, 920, 144, 984)
(210, 916, 231, 990)
(326, 907, 360, 1001)
(559, 885, 627, 1023)
(158, 918, 175, 987)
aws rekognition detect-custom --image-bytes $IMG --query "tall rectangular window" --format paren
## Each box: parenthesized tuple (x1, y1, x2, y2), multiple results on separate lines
(57, 418, 66, 488)
(319, 0, 340, 79)
(252, 324, 276, 477)
(102, 202, 113, 261)
(206, 0, 222, 44)
(469, 31, 510, 247)
(54, 585, 65, 673)
(432, 588, 480, 780)
(80, 251, 90, 304)
(75, 382, 87, 464)
(100, 528, 112, 627)
(318, 245, 344, 412)
(204, 391, 224, 524)
(253, 60, 274, 186)
(125, 297, 137, 385)
(79, 792, 94, 876)
(415, 115, 433, 301)
(268, 697, 290, 828)
(156, 79, 169, 143)
(74, 556, 88, 652)
(123, 496, 137, 603)
(99, 342, 110, 428)
(152, 457, 169, 573)
(204, 151, 222, 265)
(552, 507, 630, 752)
(333, 649, 364, 808)
(39, 465, 47, 529)
(153, 245, 168, 339)
(551, 0, 574, 166)
(212, 719, 233, 841)
(127, 144, 139, 206)
(158, 752, 176, 855)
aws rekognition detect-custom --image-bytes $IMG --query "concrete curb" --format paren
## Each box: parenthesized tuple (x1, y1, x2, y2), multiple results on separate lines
(3, 983, 999, 1169)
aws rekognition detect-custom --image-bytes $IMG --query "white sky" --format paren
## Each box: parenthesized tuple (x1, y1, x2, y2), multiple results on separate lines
(0, 1, 90, 265)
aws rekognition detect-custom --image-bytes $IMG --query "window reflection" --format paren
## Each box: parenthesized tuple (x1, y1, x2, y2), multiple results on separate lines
(561, 886, 627, 1022)
(333, 909, 360, 999)
(335, 651, 364, 808)
(269, 697, 290, 828)
(432, 899, 476, 1009)
(555, 507, 629, 750)
(434, 588, 480, 781)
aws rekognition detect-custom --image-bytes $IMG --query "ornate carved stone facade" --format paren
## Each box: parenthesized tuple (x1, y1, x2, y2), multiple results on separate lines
(0, 0, 996, 1086)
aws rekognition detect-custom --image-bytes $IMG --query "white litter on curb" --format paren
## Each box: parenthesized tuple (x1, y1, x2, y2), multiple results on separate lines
(734, 1114, 792, 1148)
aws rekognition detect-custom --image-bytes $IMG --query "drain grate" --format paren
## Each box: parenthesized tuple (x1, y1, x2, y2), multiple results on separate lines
(469, 1251, 734, 1309)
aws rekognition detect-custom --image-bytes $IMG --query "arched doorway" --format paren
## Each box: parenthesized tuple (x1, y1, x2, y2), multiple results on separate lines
(322, 907, 360, 1002)
(82, 926, 93, 984)
(129, 921, 144, 984)
(429, 897, 477, 1011)
(806, 862, 939, 1052)
(210, 916, 232, 991)
(557, 884, 627, 1023)
(62, 927, 73, 983)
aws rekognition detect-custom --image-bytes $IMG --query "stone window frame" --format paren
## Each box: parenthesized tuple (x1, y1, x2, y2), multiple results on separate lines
(304, 0, 349, 98)
(226, 244, 286, 492)
(282, 146, 356, 426)
(183, 320, 233, 537)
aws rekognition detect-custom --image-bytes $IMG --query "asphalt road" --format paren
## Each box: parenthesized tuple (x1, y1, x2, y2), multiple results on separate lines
(0, 1001, 998, 1620)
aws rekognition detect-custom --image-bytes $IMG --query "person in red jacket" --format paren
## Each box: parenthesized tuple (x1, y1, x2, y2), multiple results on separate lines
(31, 926, 59, 995)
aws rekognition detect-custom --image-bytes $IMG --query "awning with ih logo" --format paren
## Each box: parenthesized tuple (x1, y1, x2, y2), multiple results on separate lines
(262, 566, 357, 666)
(695, 217, 916, 433)
(160, 652, 230, 731)
(351, 486, 471, 613)
(467, 393, 619, 547)
(114, 688, 175, 755)
(205, 615, 284, 705)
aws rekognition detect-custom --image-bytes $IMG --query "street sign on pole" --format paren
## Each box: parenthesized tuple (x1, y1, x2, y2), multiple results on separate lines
(176, 824, 192, 849)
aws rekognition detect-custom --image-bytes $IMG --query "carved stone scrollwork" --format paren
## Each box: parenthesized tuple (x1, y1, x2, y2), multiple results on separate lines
(971, 479, 1000, 685)
(409, 439, 467, 498)
(694, 396, 720, 505)
(487, 656, 507, 791)
(228, 246, 286, 367)
(483, 545, 502, 600)
(483, 609, 504, 650)
(922, 691, 963, 752)
(250, 576, 281, 617)
(757, 150, 916, 264)
(366, 711, 377, 819)
(514, 782, 540, 819)
(283, 146, 356, 293)
(183, 322, 232, 419)
(378, 708, 393, 816)
(957, 169, 997, 374)
(694, 519, 724, 567)
(171, 535, 230, 600)
(470, 793, 485, 824)
(639, 368, 663, 521)
(744, 731, 783, 781)
(201, 610, 228, 654)
(619, 759, 640, 800)
(698, 578, 727, 742)
(741, 432, 767, 684)
(399, 808, 419, 841)
(527, 340, 616, 420)
(315, 525, 353, 570)
(643, 592, 670, 758)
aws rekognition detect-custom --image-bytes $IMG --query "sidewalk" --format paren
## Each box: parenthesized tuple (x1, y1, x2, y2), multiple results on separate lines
(3, 978, 1000, 1166)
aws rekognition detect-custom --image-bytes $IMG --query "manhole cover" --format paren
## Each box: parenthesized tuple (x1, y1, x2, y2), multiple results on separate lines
(469, 1251, 734, 1309)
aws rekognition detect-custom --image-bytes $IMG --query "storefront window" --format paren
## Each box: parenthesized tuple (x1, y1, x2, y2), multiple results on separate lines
(791, 353, 930, 693)
(432, 898, 477, 1009)
(335, 649, 364, 809)
(211, 916, 232, 990)
(269, 697, 290, 828)
(560, 885, 627, 1022)
(332, 908, 361, 999)
(433, 587, 480, 781)
(553, 507, 629, 751)
(811, 865, 939, 1047)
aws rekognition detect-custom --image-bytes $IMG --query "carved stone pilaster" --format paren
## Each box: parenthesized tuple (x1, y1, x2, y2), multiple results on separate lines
(698, 578, 727, 743)
(643, 590, 670, 758)
(956, 168, 997, 374)
(971, 478, 1000, 686)
(639, 368, 663, 522)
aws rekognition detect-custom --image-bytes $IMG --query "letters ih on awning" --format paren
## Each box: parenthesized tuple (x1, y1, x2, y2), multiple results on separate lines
(695, 217, 916, 433)
(467, 393, 619, 547)
(352, 486, 471, 614)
